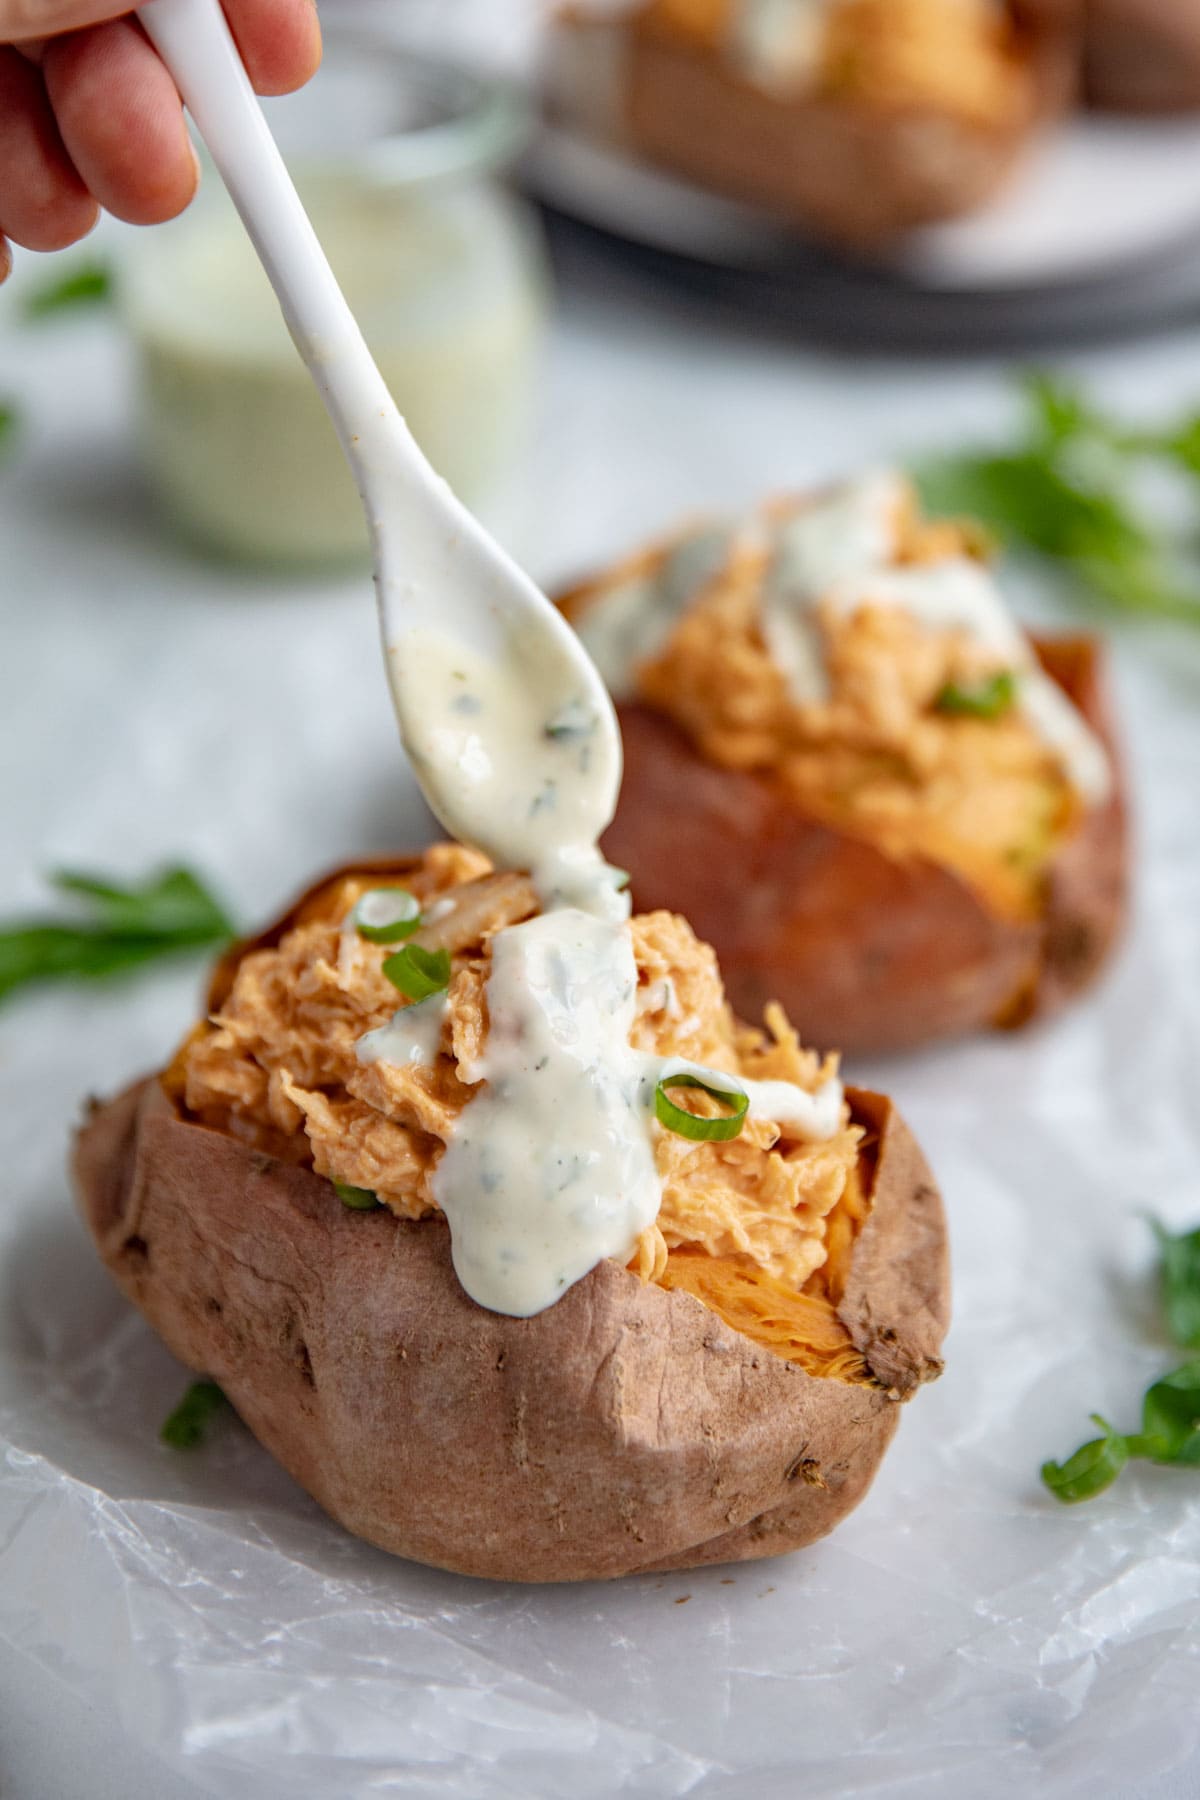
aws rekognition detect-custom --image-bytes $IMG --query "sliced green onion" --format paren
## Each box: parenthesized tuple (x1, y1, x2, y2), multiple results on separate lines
(333, 1179, 381, 1210)
(351, 887, 422, 945)
(655, 1072, 749, 1143)
(160, 1379, 227, 1449)
(383, 942, 452, 1001)
(934, 669, 1018, 719)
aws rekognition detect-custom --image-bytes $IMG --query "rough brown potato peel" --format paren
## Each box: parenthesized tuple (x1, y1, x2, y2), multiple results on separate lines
(73, 863, 949, 1584)
(1082, 0, 1200, 111)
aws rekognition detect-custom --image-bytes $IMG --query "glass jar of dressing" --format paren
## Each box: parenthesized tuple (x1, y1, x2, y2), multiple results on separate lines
(119, 44, 549, 567)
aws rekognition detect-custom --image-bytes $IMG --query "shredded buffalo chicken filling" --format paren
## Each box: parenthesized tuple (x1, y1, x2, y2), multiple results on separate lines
(576, 482, 1079, 923)
(172, 847, 870, 1377)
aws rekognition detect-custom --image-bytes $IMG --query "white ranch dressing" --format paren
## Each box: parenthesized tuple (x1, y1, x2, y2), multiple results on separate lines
(576, 524, 732, 700)
(432, 908, 658, 1316)
(357, 995, 448, 1071)
(394, 625, 627, 917)
(362, 600, 844, 1317)
(727, 0, 829, 92)
(645, 1057, 844, 1142)
(760, 469, 905, 700)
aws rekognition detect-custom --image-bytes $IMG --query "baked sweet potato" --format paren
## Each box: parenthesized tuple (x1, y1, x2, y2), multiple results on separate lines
(73, 858, 949, 1583)
(559, 475, 1129, 1057)
(595, 636, 1126, 1056)
(1081, 0, 1200, 111)
(547, 0, 1080, 246)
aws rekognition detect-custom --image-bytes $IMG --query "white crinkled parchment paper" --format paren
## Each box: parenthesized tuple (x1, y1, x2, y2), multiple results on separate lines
(2, 257, 1200, 1797)
(2, 638, 1199, 1799)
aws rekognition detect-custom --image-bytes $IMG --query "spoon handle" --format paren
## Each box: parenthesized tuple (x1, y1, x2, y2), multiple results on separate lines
(138, 0, 438, 519)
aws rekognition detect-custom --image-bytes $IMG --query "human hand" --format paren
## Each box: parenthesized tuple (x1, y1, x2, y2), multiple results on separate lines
(0, 0, 321, 280)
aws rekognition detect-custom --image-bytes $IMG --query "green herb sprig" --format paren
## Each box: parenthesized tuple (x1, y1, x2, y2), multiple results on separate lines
(0, 401, 18, 457)
(1152, 1219, 1200, 1350)
(0, 866, 235, 1005)
(161, 1380, 228, 1449)
(1042, 1218, 1200, 1504)
(23, 259, 112, 320)
(918, 373, 1200, 626)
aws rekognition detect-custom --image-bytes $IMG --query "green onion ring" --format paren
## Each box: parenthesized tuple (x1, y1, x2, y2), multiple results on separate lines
(333, 1180, 381, 1210)
(934, 669, 1018, 719)
(383, 942, 452, 1001)
(352, 887, 422, 945)
(655, 1072, 749, 1142)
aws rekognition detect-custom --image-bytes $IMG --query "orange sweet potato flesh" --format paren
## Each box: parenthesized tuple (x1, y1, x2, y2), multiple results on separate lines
(73, 852, 948, 1581)
(599, 636, 1127, 1057)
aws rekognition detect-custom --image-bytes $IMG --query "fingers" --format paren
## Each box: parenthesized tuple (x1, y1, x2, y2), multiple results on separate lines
(42, 17, 197, 225)
(0, 45, 97, 252)
(0, 1, 132, 43)
(223, 0, 322, 97)
(0, 0, 319, 267)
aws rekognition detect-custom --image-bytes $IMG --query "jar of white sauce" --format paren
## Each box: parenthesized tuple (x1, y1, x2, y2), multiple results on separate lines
(118, 45, 549, 567)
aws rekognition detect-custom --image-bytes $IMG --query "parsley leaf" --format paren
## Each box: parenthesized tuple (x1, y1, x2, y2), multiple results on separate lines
(1041, 1222, 1200, 1504)
(1151, 1220, 1200, 1351)
(23, 260, 112, 321)
(918, 374, 1200, 626)
(161, 1380, 228, 1449)
(1041, 1416, 1129, 1505)
(0, 865, 235, 1005)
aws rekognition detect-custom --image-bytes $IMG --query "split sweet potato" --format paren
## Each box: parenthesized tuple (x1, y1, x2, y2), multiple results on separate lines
(73, 859, 949, 1582)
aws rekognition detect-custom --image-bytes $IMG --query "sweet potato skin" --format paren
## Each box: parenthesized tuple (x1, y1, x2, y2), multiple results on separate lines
(549, 4, 1079, 246)
(1082, 0, 1200, 111)
(73, 1064, 947, 1584)
(597, 636, 1127, 1056)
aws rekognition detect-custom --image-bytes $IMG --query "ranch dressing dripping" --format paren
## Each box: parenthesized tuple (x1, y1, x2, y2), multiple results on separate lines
(366, 604, 844, 1317)
(394, 625, 627, 918)
(576, 524, 732, 700)
(760, 470, 905, 701)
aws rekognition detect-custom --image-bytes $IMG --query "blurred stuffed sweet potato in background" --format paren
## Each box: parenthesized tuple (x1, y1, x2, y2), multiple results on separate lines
(547, 0, 1081, 244)
(561, 475, 1128, 1055)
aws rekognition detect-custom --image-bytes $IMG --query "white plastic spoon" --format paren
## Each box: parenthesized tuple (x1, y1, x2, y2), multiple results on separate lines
(137, 0, 622, 871)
